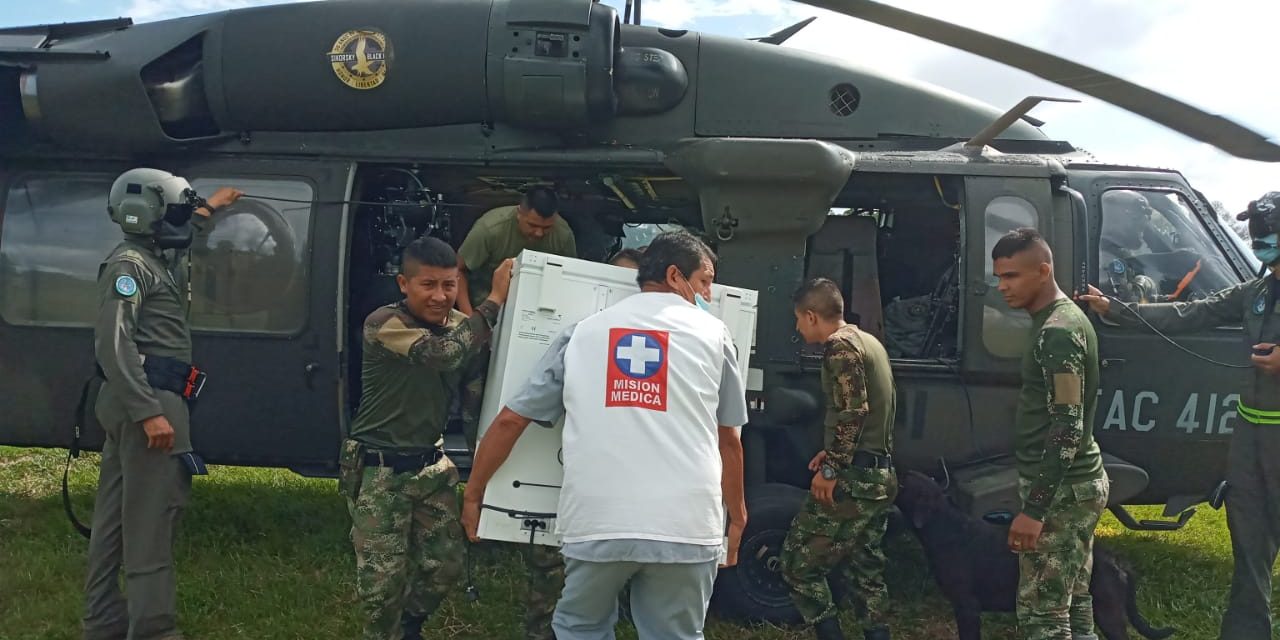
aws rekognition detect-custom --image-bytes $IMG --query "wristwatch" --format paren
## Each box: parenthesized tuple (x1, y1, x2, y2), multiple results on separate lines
(820, 462, 838, 481)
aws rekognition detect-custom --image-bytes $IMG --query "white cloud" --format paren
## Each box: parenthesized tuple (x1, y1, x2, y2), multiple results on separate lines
(639, 0, 811, 28)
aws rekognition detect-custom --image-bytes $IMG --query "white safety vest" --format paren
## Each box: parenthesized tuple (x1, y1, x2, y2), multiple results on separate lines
(557, 292, 732, 546)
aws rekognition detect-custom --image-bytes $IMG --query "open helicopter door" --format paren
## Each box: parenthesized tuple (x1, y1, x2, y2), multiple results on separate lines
(160, 158, 354, 474)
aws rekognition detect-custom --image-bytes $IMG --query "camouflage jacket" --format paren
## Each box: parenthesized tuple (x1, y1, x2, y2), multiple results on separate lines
(822, 324, 895, 467)
(1016, 298, 1104, 520)
(348, 299, 498, 452)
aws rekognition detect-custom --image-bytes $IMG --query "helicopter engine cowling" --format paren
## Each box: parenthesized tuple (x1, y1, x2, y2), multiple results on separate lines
(10, 0, 625, 151)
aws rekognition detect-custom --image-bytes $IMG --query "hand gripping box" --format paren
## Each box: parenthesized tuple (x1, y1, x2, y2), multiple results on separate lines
(475, 250, 758, 546)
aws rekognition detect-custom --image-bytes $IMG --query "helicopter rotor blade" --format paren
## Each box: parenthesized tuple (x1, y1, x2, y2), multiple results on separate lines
(793, 0, 1280, 162)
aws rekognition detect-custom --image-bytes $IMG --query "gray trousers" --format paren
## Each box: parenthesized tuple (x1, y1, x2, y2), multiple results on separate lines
(552, 558, 717, 640)
(83, 392, 191, 640)
(1220, 422, 1280, 640)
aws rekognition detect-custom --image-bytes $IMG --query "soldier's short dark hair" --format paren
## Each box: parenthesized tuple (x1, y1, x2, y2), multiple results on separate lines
(402, 236, 457, 274)
(636, 231, 716, 287)
(523, 186, 559, 218)
(609, 247, 645, 266)
(793, 277, 844, 321)
(991, 227, 1051, 261)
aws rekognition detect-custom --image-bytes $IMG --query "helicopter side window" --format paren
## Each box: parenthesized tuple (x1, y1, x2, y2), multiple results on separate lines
(0, 175, 118, 327)
(982, 196, 1037, 358)
(1097, 189, 1236, 305)
(187, 178, 313, 334)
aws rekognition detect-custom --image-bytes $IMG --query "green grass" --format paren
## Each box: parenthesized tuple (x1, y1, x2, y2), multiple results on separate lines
(0, 445, 1264, 639)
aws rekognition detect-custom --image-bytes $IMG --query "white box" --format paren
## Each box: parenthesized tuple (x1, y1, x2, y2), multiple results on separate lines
(475, 250, 758, 546)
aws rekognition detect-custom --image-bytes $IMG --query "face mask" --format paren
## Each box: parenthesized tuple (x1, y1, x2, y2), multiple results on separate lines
(1254, 234, 1280, 266)
(678, 271, 713, 313)
(153, 202, 195, 249)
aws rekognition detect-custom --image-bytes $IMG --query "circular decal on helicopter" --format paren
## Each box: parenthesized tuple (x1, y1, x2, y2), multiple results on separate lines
(114, 275, 138, 297)
(327, 29, 390, 90)
(1110, 259, 1127, 275)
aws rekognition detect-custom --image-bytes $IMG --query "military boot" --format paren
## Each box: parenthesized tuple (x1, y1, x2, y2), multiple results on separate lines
(863, 624, 891, 640)
(401, 614, 428, 640)
(814, 618, 845, 640)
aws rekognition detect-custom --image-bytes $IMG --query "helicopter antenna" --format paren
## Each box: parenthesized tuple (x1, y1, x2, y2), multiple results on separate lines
(623, 0, 632, 25)
(750, 17, 817, 45)
(958, 96, 1079, 152)
(634, 0, 641, 25)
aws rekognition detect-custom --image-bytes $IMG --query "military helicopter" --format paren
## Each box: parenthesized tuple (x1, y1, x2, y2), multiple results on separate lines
(0, 0, 1274, 623)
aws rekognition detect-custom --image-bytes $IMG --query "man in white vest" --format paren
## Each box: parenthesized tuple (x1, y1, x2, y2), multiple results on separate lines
(462, 231, 748, 640)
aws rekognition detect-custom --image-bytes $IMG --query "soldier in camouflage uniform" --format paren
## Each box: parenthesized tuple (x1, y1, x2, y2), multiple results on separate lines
(339, 236, 512, 640)
(992, 228, 1108, 640)
(780, 278, 897, 640)
(1080, 192, 1280, 640)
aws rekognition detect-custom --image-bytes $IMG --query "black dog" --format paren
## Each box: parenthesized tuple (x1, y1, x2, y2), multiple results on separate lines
(894, 470, 1175, 640)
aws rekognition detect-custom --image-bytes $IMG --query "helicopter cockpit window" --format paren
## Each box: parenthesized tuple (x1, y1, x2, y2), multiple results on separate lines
(1098, 189, 1236, 305)
(982, 196, 1037, 359)
(187, 178, 312, 334)
(0, 175, 118, 327)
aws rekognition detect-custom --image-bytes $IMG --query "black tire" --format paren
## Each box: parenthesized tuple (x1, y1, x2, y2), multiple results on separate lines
(712, 482, 806, 624)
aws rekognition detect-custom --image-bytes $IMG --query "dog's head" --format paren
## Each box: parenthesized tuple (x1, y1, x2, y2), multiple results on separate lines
(895, 470, 949, 530)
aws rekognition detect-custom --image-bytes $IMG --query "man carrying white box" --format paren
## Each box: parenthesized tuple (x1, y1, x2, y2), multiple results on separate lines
(462, 231, 748, 640)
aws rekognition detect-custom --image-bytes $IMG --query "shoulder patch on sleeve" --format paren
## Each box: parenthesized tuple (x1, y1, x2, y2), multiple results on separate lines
(114, 275, 138, 297)
(1053, 373, 1083, 405)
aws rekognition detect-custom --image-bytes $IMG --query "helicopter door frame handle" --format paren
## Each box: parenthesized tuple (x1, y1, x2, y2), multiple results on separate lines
(1101, 358, 1126, 369)
(304, 362, 321, 389)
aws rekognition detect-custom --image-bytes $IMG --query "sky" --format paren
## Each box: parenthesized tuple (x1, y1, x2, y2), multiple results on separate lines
(3, 0, 1276, 214)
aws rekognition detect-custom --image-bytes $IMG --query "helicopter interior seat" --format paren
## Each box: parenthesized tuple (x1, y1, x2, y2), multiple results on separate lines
(806, 214, 883, 341)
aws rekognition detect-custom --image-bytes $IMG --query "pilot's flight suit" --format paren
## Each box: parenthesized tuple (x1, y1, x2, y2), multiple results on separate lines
(1104, 276, 1280, 640)
(84, 237, 196, 640)
(1098, 240, 1161, 304)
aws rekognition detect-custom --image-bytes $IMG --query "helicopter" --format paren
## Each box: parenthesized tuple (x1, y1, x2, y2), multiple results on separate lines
(0, 0, 1275, 623)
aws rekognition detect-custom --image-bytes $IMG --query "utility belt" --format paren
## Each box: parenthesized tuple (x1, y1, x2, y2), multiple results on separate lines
(141, 354, 206, 402)
(851, 450, 893, 470)
(362, 448, 446, 474)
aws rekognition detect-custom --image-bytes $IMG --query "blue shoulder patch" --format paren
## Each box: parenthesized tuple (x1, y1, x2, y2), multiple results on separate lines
(1254, 293, 1267, 315)
(114, 274, 138, 297)
(1110, 259, 1127, 275)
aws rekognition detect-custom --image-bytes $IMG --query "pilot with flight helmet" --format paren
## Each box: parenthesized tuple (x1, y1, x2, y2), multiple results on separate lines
(83, 168, 241, 640)
(1098, 190, 1164, 303)
(1079, 191, 1280, 640)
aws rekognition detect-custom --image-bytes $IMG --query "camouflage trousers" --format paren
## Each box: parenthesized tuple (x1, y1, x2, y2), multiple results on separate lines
(1016, 476, 1110, 640)
(519, 543, 566, 640)
(780, 466, 898, 629)
(345, 450, 464, 640)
